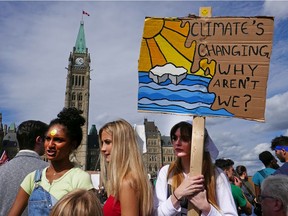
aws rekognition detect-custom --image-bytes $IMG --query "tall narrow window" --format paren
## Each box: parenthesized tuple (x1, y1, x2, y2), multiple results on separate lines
(78, 93, 83, 101)
(72, 92, 76, 101)
(78, 75, 81, 86)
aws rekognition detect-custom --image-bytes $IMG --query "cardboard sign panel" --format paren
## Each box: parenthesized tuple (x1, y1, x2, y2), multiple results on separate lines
(137, 16, 274, 121)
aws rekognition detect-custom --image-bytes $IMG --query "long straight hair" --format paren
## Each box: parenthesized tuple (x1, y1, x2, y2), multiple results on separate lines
(168, 122, 219, 210)
(99, 119, 153, 216)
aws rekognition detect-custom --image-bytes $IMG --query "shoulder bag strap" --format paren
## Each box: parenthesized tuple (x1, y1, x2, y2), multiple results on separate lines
(242, 180, 255, 198)
(258, 170, 267, 178)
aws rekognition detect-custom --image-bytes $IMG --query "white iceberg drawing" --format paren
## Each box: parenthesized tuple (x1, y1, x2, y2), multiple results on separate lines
(149, 63, 187, 85)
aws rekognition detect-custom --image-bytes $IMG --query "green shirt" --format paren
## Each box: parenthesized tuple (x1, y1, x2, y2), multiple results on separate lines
(21, 167, 94, 200)
(231, 184, 247, 208)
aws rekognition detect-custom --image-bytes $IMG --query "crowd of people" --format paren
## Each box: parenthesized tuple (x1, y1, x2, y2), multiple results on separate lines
(0, 107, 288, 216)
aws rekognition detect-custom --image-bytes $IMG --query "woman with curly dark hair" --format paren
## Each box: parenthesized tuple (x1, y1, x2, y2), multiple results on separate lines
(8, 108, 94, 216)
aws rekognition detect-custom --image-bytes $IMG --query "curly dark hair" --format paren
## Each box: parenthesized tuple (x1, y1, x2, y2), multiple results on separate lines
(49, 107, 85, 149)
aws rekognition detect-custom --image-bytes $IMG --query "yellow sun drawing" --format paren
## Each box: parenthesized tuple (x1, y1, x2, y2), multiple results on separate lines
(138, 17, 214, 78)
(139, 18, 197, 73)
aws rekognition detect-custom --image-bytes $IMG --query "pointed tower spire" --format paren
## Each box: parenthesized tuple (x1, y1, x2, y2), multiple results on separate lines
(89, 124, 97, 135)
(75, 21, 86, 54)
(65, 19, 91, 169)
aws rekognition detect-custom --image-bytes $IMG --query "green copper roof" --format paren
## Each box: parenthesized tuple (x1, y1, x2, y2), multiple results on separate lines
(75, 21, 86, 54)
(8, 123, 16, 132)
(89, 124, 97, 135)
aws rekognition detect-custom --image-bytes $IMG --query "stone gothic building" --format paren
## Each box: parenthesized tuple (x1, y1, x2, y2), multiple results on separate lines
(142, 119, 176, 177)
(0, 115, 18, 161)
(1, 21, 174, 174)
(64, 20, 91, 169)
(62, 21, 173, 173)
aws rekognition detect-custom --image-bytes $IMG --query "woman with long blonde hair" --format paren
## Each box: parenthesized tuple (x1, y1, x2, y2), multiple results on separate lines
(154, 121, 237, 216)
(99, 119, 153, 216)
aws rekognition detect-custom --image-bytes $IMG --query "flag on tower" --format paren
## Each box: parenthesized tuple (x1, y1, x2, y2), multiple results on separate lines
(83, 10, 90, 16)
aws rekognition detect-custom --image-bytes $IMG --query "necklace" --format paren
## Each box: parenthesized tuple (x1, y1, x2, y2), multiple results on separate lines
(50, 168, 69, 177)
(49, 164, 74, 177)
(52, 170, 62, 176)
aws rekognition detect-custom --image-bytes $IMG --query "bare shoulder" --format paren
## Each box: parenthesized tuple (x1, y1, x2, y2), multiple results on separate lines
(119, 175, 140, 215)
(120, 175, 136, 192)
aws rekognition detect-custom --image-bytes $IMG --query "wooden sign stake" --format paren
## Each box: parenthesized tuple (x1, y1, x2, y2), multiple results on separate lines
(187, 116, 206, 216)
(187, 6, 211, 216)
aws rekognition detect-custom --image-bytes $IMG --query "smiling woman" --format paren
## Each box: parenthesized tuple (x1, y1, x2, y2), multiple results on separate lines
(8, 108, 94, 216)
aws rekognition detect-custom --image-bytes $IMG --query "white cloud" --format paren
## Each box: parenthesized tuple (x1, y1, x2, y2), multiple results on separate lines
(0, 1, 288, 176)
(254, 92, 288, 132)
(263, 1, 288, 20)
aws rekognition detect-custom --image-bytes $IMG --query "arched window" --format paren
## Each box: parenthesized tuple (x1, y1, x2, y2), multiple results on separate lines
(78, 76, 81, 86)
(78, 93, 83, 101)
(72, 92, 76, 101)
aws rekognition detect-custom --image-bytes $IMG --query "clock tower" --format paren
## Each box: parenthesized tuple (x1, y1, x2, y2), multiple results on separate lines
(65, 20, 90, 169)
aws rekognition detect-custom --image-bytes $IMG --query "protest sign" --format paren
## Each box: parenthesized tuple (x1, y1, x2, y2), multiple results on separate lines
(138, 16, 274, 121)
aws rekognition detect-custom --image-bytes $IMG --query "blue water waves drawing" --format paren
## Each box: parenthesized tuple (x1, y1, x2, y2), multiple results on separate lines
(138, 72, 233, 117)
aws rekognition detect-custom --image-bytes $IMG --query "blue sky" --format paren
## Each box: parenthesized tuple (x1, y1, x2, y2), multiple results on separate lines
(0, 0, 288, 175)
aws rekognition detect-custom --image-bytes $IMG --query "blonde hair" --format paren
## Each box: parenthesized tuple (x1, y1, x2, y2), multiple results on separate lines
(49, 189, 103, 216)
(168, 122, 219, 211)
(99, 119, 153, 216)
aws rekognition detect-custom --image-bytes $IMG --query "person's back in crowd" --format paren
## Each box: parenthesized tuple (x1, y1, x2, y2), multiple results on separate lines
(236, 165, 255, 204)
(215, 158, 252, 215)
(0, 120, 49, 216)
(252, 151, 279, 202)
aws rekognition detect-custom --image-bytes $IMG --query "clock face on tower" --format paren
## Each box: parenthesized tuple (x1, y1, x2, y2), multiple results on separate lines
(75, 57, 84, 65)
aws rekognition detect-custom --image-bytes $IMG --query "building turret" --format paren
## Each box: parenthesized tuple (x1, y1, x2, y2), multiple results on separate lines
(64, 20, 91, 169)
